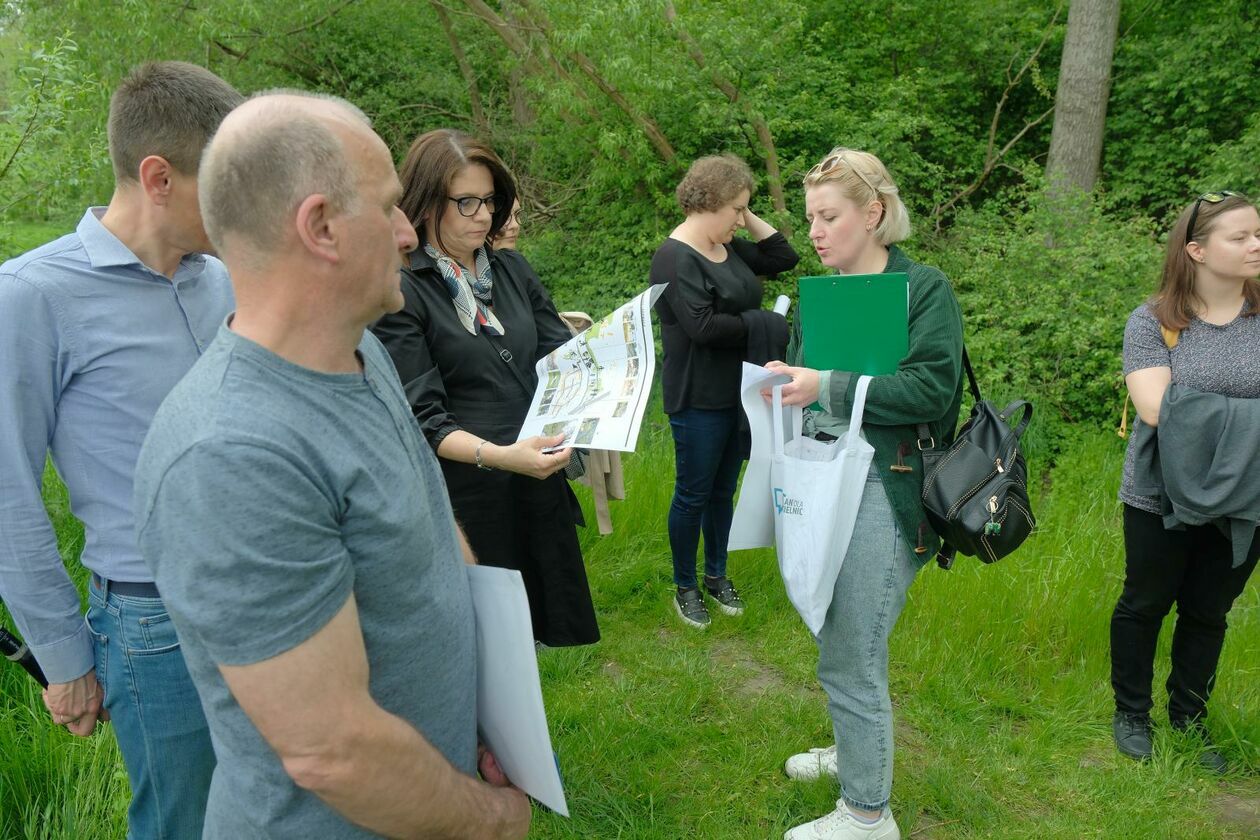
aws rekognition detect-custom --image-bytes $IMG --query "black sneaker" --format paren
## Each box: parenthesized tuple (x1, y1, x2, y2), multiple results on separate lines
(704, 576, 745, 616)
(1172, 720, 1229, 774)
(674, 587, 710, 628)
(1113, 712, 1153, 761)
(1196, 746, 1229, 774)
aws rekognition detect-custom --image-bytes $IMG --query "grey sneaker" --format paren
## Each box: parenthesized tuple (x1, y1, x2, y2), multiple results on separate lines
(1113, 712, 1153, 761)
(674, 587, 710, 628)
(704, 576, 745, 616)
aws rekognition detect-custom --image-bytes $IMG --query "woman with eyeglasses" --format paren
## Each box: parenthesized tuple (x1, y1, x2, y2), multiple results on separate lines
(766, 148, 963, 840)
(1111, 191, 1260, 771)
(372, 129, 599, 648)
(652, 154, 799, 629)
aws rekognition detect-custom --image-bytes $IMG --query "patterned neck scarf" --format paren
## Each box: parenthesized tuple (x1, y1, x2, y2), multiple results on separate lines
(423, 241, 504, 336)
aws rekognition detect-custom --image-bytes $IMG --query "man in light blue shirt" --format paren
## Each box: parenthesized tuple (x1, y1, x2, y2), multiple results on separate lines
(0, 61, 241, 839)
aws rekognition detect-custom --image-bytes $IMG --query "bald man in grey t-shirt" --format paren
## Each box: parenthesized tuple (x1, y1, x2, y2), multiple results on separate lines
(134, 92, 530, 838)
(136, 326, 478, 836)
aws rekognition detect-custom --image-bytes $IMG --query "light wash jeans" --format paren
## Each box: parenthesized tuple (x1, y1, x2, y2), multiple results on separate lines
(815, 466, 922, 812)
(86, 578, 215, 840)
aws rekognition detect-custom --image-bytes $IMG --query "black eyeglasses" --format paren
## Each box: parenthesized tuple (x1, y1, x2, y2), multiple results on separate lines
(449, 194, 500, 217)
(1187, 191, 1243, 241)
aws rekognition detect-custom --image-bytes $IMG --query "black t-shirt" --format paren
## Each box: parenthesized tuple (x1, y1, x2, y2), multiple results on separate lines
(652, 232, 798, 413)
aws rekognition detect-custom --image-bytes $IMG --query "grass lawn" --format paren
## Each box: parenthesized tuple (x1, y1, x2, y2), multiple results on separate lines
(1, 415, 1256, 837)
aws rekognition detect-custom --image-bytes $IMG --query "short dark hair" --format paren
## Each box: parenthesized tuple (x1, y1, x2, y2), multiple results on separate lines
(675, 154, 754, 214)
(108, 61, 242, 182)
(398, 129, 516, 253)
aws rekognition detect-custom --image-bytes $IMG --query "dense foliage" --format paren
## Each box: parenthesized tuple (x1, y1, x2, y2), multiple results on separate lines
(2, 0, 1257, 457)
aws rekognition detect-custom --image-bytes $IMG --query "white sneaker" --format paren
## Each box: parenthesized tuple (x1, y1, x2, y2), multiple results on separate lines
(784, 744, 838, 781)
(784, 802, 900, 840)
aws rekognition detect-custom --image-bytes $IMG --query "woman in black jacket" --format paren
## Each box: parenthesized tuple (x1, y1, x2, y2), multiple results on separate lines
(373, 129, 598, 648)
(652, 154, 799, 628)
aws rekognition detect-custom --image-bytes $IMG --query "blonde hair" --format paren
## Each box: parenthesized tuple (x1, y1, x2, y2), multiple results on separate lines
(803, 147, 911, 245)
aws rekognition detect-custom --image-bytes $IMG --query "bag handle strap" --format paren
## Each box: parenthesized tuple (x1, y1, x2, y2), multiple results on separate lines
(771, 385, 786, 457)
(844, 375, 873, 449)
(480, 331, 536, 401)
(962, 346, 981, 404)
(997, 400, 1034, 439)
(770, 383, 806, 454)
(917, 346, 979, 451)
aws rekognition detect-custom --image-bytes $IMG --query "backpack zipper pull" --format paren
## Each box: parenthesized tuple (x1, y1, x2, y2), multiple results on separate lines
(995, 457, 1004, 473)
(984, 495, 1002, 536)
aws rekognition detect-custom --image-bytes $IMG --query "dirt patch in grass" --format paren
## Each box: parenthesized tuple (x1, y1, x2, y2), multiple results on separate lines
(894, 715, 930, 754)
(905, 813, 958, 840)
(1214, 791, 1260, 836)
(710, 639, 815, 701)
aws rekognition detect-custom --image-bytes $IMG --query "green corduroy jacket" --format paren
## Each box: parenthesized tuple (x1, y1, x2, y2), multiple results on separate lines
(788, 244, 965, 561)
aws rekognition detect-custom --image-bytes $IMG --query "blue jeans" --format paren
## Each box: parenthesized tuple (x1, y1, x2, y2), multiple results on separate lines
(667, 407, 743, 589)
(815, 466, 922, 813)
(86, 578, 215, 840)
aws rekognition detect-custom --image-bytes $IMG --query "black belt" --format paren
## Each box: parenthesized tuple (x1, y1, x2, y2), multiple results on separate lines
(91, 574, 160, 599)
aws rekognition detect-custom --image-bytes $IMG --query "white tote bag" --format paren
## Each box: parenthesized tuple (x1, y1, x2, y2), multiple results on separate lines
(771, 376, 874, 635)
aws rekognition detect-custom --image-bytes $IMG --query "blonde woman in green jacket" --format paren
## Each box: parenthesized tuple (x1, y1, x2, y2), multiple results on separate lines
(767, 148, 964, 840)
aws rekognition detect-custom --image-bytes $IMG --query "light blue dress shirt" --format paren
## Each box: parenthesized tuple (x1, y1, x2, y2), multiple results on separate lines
(0, 207, 232, 682)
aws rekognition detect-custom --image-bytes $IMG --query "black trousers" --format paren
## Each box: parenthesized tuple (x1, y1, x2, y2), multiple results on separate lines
(1110, 506, 1258, 724)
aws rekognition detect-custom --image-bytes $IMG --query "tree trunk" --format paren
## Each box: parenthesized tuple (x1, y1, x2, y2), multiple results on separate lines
(430, 0, 487, 135)
(1045, 0, 1120, 193)
(663, 1, 787, 225)
(510, 0, 678, 166)
(457, 0, 635, 166)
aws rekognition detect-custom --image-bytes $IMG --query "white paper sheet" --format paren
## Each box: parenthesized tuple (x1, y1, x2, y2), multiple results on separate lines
(728, 363, 791, 551)
(515, 285, 665, 452)
(465, 564, 569, 817)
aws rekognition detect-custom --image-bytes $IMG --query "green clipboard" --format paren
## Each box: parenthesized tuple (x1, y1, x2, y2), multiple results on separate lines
(799, 272, 909, 377)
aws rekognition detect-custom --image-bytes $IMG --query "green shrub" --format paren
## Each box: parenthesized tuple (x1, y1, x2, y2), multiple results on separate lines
(924, 187, 1162, 460)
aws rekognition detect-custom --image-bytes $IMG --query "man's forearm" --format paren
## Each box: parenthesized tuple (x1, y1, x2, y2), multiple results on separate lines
(291, 706, 526, 838)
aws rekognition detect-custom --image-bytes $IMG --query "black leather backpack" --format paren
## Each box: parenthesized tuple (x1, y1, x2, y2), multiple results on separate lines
(920, 350, 1035, 569)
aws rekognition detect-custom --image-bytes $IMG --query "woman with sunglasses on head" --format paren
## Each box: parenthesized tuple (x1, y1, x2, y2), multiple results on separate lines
(652, 153, 799, 629)
(766, 148, 964, 840)
(372, 129, 599, 648)
(1111, 191, 1260, 771)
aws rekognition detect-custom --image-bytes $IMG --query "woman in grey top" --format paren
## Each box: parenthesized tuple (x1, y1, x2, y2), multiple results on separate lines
(1112, 192, 1260, 770)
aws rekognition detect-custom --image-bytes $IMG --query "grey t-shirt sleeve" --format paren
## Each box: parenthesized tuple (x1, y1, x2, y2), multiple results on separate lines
(137, 439, 354, 667)
(1123, 305, 1171, 375)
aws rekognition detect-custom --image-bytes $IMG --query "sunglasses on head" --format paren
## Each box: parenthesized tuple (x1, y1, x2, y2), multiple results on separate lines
(1187, 191, 1244, 241)
(806, 150, 880, 195)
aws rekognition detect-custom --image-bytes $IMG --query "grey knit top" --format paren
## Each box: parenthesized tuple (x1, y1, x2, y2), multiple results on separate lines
(1120, 301, 1260, 512)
